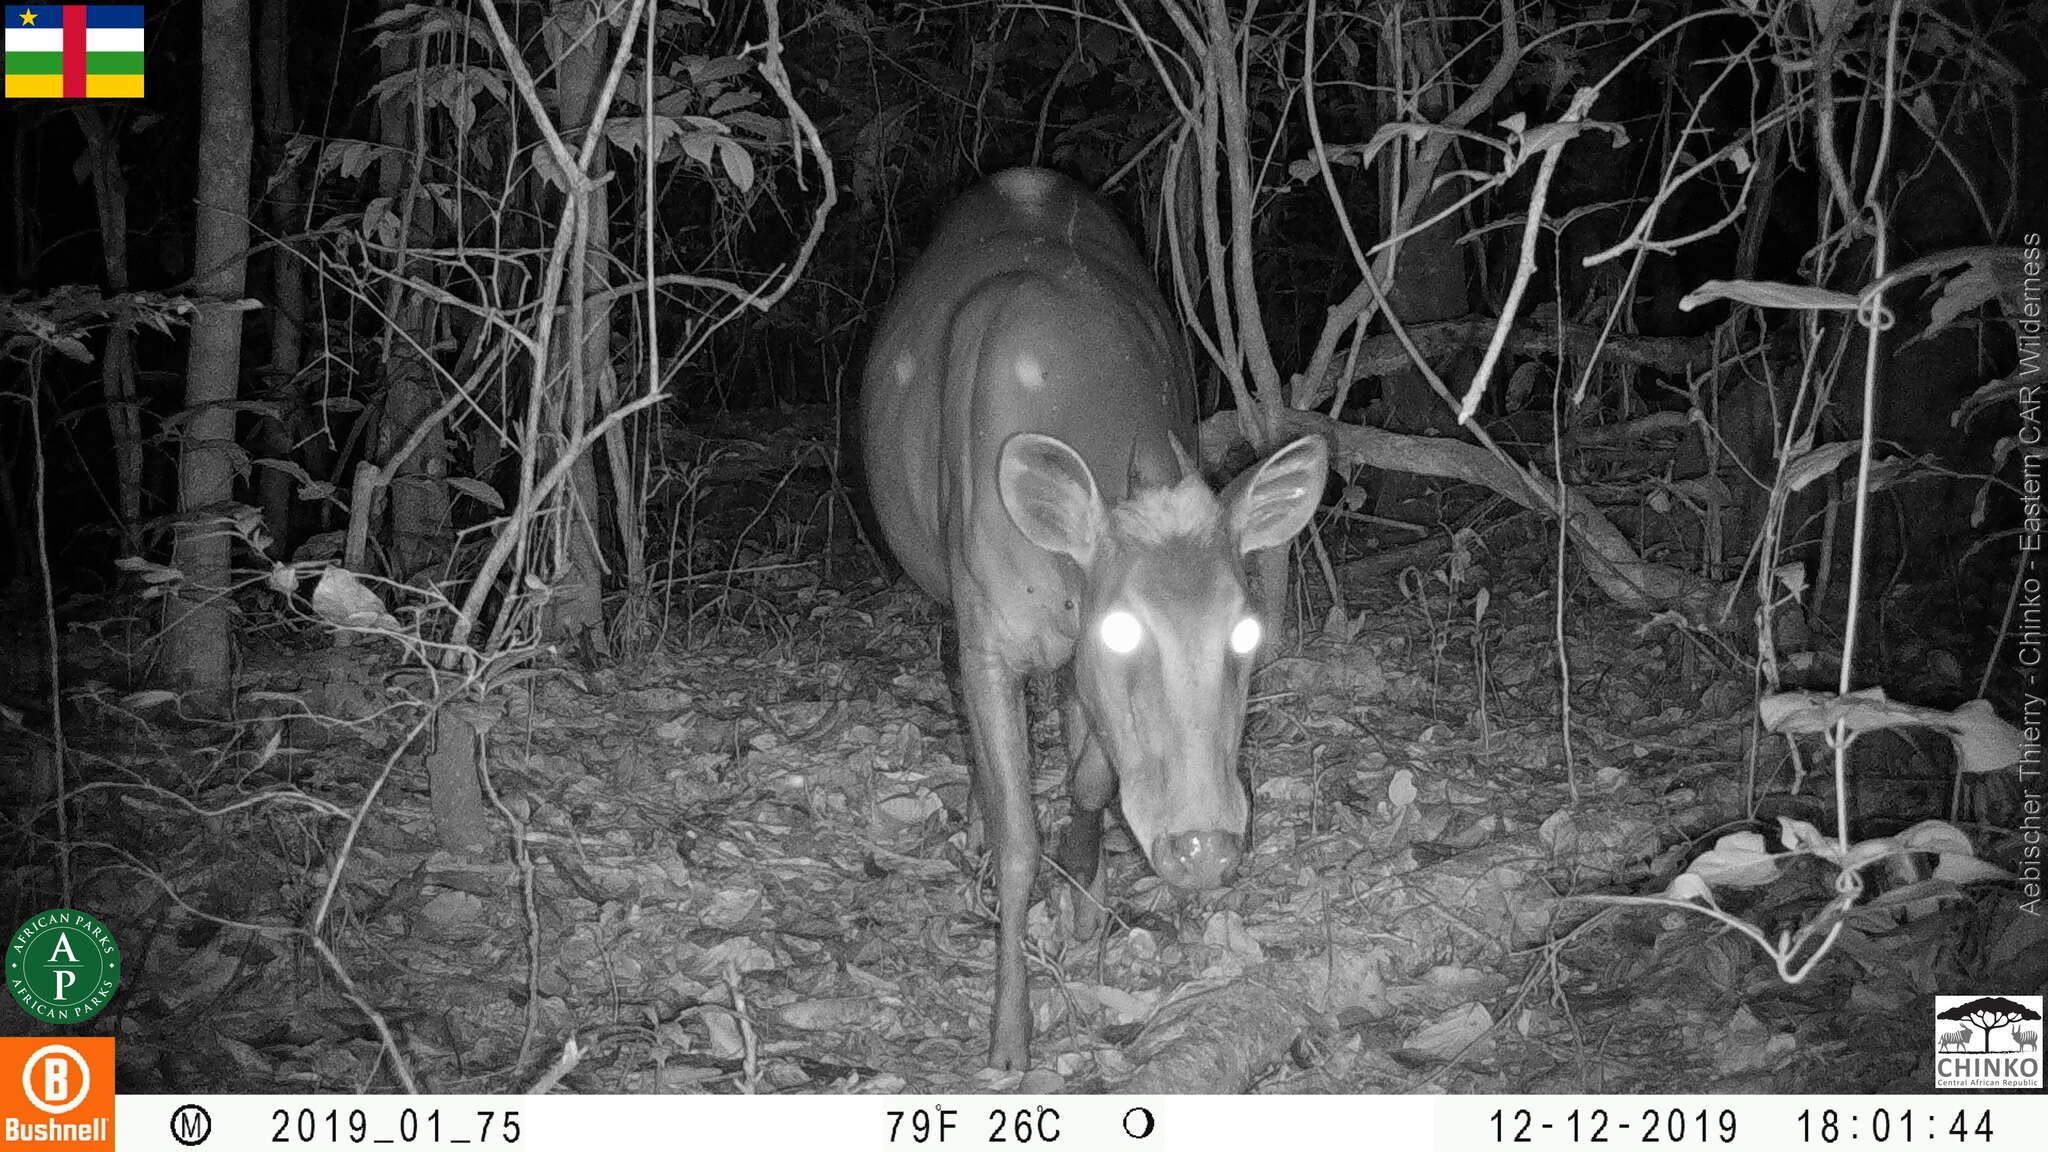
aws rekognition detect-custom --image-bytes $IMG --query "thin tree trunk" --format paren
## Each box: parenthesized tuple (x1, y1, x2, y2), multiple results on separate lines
(163, 0, 254, 710)
(542, 0, 615, 653)
(1372, 18, 1470, 518)
(373, 0, 449, 582)
(0, 421, 28, 585)
(10, 125, 36, 286)
(253, 0, 309, 555)
(74, 108, 143, 557)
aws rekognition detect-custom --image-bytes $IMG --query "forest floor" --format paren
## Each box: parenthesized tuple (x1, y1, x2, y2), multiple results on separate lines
(0, 406, 2031, 1094)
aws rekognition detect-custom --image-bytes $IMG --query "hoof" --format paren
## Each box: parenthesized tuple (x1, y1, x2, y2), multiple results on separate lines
(1056, 870, 1108, 942)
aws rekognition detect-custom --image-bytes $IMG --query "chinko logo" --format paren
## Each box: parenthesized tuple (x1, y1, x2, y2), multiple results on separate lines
(3, 5, 144, 99)
(0, 1037, 115, 1149)
(1934, 994, 2043, 1090)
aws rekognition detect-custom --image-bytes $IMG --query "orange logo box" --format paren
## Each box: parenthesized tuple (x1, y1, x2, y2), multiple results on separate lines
(0, 1037, 114, 1149)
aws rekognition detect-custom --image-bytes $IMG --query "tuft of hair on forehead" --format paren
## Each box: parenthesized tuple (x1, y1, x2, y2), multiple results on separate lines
(1109, 475, 1223, 545)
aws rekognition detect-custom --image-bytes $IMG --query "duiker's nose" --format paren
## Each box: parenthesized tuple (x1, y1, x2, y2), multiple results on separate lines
(1148, 828, 1243, 890)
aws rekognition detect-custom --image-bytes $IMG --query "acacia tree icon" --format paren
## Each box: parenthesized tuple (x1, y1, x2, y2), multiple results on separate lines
(1936, 998, 2043, 1054)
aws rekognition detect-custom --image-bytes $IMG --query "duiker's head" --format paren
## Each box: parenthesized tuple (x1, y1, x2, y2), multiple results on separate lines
(998, 432, 1328, 888)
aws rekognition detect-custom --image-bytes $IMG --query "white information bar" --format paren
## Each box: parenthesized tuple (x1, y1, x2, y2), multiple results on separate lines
(105, 1093, 2045, 1152)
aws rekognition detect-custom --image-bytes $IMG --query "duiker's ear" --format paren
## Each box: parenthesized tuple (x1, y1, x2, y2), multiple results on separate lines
(1000, 433, 1107, 566)
(1223, 435, 1328, 553)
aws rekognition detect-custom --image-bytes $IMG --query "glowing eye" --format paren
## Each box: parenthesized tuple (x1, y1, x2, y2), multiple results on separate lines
(1098, 610, 1142, 654)
(1229, 616, 1262, 655)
